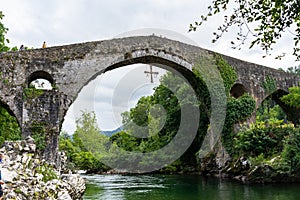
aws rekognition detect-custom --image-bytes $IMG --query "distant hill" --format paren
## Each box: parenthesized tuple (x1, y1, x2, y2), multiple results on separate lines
(101, 126, 123, 137)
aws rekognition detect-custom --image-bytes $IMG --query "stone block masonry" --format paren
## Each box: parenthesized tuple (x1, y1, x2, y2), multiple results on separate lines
(0, 36, 298, 164)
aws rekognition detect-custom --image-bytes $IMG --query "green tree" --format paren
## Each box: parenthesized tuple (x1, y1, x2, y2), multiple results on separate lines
(256, 104, 286, 125)
(0, 11, 10, 52)
(59, 111, 110, 173)
(286, 65, 300, 75)
(281, 86, 300, 108)
(189, 0, 300, 60)
(281, 129, 300, 172)
(112, 71, 207, 171)
(74, 111, 109, 159)
(0, 104, 21, 144)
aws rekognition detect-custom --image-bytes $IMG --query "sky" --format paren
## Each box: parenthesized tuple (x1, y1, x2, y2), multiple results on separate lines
(1, 0, 299, 132)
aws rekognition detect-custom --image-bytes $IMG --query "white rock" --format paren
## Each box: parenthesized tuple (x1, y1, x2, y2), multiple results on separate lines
(57, 190, 72, 200)
(1, 167, 18, 182)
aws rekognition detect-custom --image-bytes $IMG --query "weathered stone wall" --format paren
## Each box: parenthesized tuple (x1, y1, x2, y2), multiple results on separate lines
(223, 54, 299, 104)
(22, 90, 69, 161)
(0, 36, 299, 163)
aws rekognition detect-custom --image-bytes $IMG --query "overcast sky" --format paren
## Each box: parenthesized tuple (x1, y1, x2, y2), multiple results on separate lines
(1, 1, 299, 132)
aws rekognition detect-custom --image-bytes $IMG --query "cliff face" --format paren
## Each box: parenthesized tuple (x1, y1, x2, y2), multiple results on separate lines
(0, 136, 86, 200)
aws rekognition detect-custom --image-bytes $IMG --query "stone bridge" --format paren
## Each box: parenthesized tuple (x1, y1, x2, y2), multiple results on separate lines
(0, 36, 299, 162)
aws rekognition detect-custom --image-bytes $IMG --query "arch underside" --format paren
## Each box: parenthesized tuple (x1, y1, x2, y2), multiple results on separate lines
(230, 83, 249, 98)
(72, 52, 196, 104)
(60, 53, 206, 133)
(259, 89, 300, 124)
(27, 70, 54, 87)
(0, 99, 21, 128)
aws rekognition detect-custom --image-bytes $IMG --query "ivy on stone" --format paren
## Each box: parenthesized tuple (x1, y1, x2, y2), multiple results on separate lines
(223, 94, 256, 155)
(30, 122, 46, 151)
(23, 84, 44, 100)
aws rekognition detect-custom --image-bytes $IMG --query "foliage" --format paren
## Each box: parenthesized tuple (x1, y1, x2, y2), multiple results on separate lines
(248, 153, 267, 166)
(236, 126, 300, 175)
(233, 124, 294, 157)
(30, 122, 46, 151)
(74, 111, 109, 158)
(0, 136, 4, 147)
(35, 163, 58, 182)
(109, 131, 141, 152)
(231, 84, 300, 176)
(0, 11, 10, 52)
(0, 103, 21, 144)
(222, 94, 256, 154)
(59, 111, 109, 173)
(257, 104, 286, 125)
(281, 129, 300, 172)
(189, 0, 300, 60)
(23, 84, 44, 100)
(72, 151, 104, 173)
(215, 55, 238, 96)
(109, 71, 206, 172)
(281, 86, 300, 108)
(262, 76, 277, 95)
(286, 65, 300, 75)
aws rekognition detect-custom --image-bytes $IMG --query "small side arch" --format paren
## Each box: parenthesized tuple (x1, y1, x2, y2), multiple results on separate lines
(262, 89, 288, 106)
(230, 83, 249, 98)
(256, 89, 300, 124)
(26, 70, 54, 89)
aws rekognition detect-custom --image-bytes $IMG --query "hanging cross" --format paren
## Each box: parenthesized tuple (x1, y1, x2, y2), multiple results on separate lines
(144, 65, 159, 83)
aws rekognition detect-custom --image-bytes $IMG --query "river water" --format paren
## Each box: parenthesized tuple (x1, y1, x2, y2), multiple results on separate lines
(82, 174, 300, 200)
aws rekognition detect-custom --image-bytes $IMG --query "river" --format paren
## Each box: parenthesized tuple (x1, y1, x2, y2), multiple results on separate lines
(82, 174, 300, 200)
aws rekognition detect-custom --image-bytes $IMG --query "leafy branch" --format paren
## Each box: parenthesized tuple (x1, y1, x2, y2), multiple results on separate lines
(189, 0, 300, 60)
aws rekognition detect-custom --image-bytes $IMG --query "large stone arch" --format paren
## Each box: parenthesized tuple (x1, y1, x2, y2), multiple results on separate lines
(61, 50, 197, 126)
(60, 51, 209, 169)
(64, 48, 194, 107)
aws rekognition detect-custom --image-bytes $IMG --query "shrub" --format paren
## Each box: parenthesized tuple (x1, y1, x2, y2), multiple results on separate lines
(281, 129, 300, 172)
(233, 125, 294, 157)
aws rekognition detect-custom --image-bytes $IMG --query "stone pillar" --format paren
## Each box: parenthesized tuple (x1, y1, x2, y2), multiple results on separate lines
(22, 90, 69, 163)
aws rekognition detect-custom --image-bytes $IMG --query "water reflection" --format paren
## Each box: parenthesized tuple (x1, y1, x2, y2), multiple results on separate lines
(82, 174, 300, 200)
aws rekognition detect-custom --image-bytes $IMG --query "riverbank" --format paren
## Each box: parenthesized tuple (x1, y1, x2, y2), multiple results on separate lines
(200, 150, 300, 184)
(87, 147, 300, 184)
(0, 136, 86, 199)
